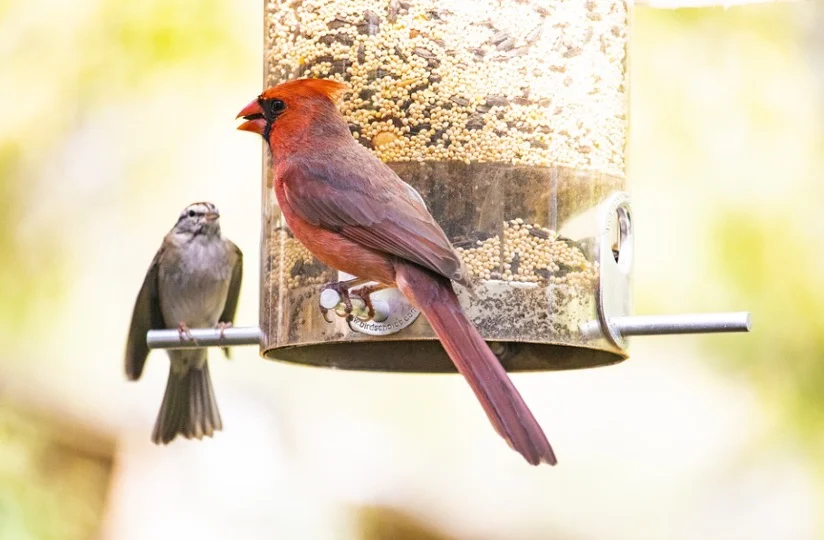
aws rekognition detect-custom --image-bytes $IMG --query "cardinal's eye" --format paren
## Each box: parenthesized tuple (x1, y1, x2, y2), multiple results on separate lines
(266, 99, 286, 118)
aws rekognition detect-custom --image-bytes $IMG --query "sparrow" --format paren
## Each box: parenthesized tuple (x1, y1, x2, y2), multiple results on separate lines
(125, 201, 243, 444)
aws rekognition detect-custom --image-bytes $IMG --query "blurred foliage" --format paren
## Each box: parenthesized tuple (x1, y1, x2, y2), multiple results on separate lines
(356, 505, 457, 540)
(635, 3, 824, 471)
(0, 0, 248, 338)
(0, 404, 113, 540)
(0, 142, 59, 335)
(710, 208, 824, 466)
(707, 3, 824, 467)
(0, 0, 252, 535)
(88, 0, 247, 95)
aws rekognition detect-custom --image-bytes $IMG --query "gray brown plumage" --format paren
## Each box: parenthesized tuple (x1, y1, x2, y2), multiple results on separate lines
(125, 202, 243, 444)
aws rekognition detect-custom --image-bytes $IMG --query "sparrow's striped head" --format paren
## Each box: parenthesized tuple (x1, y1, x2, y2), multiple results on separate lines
(174, 202, 221, 236)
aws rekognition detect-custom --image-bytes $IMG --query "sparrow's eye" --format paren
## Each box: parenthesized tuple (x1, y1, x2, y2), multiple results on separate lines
(188, 210, 196, 218)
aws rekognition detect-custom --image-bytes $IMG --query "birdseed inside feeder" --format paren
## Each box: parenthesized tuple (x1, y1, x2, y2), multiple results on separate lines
(260, 0, 633, 371)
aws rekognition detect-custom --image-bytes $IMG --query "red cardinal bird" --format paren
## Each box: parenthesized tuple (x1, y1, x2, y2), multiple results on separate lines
(237, 78, 556, 465)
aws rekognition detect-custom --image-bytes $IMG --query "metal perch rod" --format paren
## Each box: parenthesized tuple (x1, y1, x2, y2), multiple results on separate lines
(578, 311, 752, 340)
(615, 311, 751, 336)
(147, 327, 262, 350)
(146, 312, 751, 350)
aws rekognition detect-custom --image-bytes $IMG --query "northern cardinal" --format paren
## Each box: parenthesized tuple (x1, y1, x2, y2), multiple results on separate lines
(237, 78, 556, 465)
(125, 202, 243, 444)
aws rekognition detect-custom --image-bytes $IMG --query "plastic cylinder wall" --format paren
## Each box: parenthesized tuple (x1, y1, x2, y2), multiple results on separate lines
(260, 0, 631, 372)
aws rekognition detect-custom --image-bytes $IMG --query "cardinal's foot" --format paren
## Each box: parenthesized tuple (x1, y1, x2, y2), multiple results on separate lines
(349, 284, 389, 321)
(319, 278, 367, 323)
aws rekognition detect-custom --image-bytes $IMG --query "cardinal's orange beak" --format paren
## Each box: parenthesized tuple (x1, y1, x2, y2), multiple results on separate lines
(236, 99, 266, 135)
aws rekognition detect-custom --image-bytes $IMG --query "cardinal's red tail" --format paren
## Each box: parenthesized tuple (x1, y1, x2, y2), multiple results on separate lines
(395, 263, 557, 466)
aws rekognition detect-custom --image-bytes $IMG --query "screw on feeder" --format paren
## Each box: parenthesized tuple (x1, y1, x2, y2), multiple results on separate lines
(319, 288, 344, 312)
(368, 299, 391, 323)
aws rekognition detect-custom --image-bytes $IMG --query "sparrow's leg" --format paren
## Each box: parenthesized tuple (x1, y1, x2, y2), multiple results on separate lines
(216, 321, 233, 343)
(215, 322, 234, 359)
(349, 283, 390, 320)
(319, 277, 369, 323)
(177, 322, 199, 346)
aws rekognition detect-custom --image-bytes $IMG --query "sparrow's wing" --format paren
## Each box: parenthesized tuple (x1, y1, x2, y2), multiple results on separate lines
(281, 146, 467, 285)
(125, 247, 166, 380)
(219, 241, 243, 359)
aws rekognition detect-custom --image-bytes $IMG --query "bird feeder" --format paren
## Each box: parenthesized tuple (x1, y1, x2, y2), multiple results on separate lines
(147, 0, 751, 369)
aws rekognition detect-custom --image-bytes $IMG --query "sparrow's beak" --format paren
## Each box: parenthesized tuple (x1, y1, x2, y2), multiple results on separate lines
(205, 212, 220, 222)
(236, 99, 266, 135)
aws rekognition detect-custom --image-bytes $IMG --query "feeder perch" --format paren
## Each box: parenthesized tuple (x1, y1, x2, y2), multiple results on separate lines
(148, 0, 752, 370)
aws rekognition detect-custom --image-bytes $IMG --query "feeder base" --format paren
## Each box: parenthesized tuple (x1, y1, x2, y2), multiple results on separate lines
(261, 340, 627, 373)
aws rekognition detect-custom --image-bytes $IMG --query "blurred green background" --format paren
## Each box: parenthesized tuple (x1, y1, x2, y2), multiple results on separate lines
(1, 0, 822, 539)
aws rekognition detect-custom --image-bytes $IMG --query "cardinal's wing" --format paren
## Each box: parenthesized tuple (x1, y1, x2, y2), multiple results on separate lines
(280, 147, 466, 283)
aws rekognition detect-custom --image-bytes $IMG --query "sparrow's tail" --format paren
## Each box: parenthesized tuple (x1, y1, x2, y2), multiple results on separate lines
(151, 356, 223, 445)
(395, 263, 557, 466)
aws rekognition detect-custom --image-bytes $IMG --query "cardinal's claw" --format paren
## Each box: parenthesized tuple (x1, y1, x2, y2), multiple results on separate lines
(349, 293, 374, 320)
(177, 322, 199, 346)
(338, 291, 354, 322)
(319, 278, 366, 323)
(349, 284, 389, 321)
(350, 286, 380, 320)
